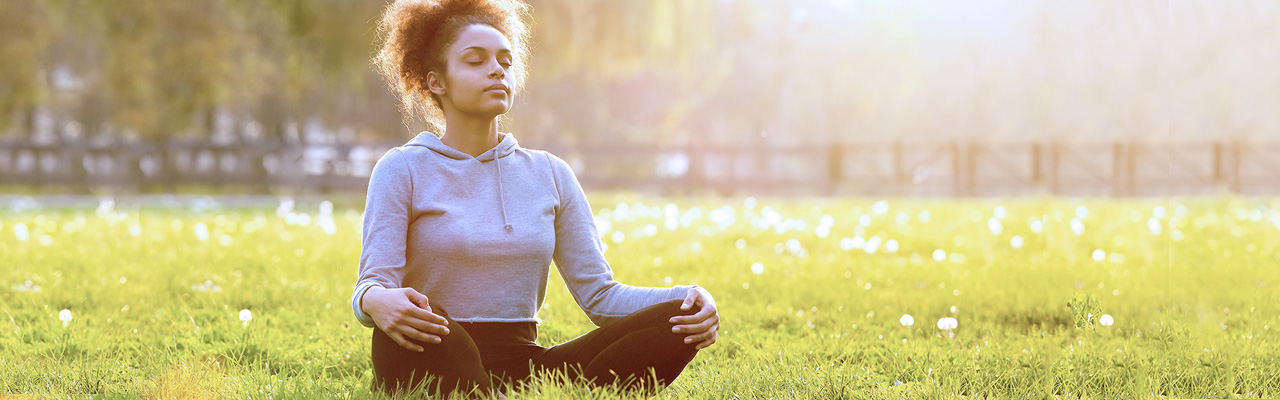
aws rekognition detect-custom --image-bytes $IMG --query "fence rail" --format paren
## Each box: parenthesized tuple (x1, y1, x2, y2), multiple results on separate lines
(1, 137, 1277, 197)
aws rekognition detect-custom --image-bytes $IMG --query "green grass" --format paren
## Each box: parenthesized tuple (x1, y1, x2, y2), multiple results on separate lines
(1, 194, 1278, 399)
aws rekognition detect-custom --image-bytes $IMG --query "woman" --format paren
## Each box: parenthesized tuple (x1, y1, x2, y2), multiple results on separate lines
(351, 0, 720, 397)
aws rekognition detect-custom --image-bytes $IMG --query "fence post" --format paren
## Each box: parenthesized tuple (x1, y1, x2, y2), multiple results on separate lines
(827, 142, 842, 196)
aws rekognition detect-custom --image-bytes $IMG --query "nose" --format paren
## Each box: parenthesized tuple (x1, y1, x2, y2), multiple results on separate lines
(489, 61, 504, 79)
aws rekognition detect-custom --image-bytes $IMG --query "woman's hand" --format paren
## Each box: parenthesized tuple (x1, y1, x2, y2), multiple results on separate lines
(669, 286, 719, 350)
(361, 286, 451, 352)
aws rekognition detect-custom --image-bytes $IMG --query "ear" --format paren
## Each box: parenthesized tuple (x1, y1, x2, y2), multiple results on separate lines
(426, 71, 446, 96)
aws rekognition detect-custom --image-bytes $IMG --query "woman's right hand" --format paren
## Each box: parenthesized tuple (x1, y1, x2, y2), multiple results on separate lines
(361, 286, 451, 352)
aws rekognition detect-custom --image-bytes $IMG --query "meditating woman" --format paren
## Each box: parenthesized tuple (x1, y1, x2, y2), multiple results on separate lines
(351, 0, 720, 397)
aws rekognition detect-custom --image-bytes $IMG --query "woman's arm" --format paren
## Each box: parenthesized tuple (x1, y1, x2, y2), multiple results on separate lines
(543, 152, 697, 327)
(352, 149, 414, 328)
(352, 148, 451, 351)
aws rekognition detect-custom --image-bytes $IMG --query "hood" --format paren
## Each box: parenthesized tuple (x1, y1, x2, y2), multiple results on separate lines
(403, 131, 519, 162)
(403, 131, 521, 233)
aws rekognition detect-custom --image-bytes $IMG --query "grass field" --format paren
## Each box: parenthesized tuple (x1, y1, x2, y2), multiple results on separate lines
(1, 194, 1278, 399)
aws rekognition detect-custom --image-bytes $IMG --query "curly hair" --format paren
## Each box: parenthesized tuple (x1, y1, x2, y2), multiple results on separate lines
(373, 0, 533, 134)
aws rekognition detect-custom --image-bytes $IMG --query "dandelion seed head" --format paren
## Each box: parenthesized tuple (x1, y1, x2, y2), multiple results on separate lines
(900, 314, 914, 327)
(988, 218, 1003, 235)
(1070, 218, 1085, 235)
(1099, 314, 1114, 327)
(937, 317, 958, 330)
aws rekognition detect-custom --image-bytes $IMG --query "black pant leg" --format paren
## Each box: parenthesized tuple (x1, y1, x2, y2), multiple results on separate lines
(370, 303, 494, 397)
(531, 299, 702, 394)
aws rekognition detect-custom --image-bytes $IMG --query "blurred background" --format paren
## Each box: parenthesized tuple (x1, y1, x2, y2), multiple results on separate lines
(1, 0, 1277, 197)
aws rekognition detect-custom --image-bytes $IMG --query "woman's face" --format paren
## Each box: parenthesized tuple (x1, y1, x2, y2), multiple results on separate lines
(435, 24, 515, 119)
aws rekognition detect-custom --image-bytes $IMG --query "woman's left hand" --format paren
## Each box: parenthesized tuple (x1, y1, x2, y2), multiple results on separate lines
(669, 286, 719, 350)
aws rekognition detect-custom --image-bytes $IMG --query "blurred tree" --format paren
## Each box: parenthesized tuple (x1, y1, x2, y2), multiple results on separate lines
(0, 0, 55, 137)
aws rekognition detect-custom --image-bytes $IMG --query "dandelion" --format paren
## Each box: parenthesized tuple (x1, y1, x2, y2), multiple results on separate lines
(750, 263, 764, 275)
(884, 239, 899, 253)
(96, 197, 115, 217)
(664, 215, 679, 231)
(319, 200, 334, 216)
(863, 236, 881, 254)
(950, 305, 958, 313)
(786, 239, 802, 253)
(1153, 205, 1166, 219)
(319, 217, 337, 235)
(1030, 219, 1043, 234)
(1076, 206, 1089, 219)
(1070, 218, 1085, 235)
(611, 231, 625, 244)
(240, 309, 253, 326)
(918, 210, 931, 223)
(276, 197, 294, 217)
(194, 223, 209, 241)
(59, 309, 72, 327)
(938, 317, 958, 338)
(814, 225, 830, 239)
(858, 215, 871, 227)
(900, 314, 914, 327)
(14, 223, 28, 241)
(872, 201, 890, 215)
(1010, 235, 1023, 249)
(643, 224, 658, 237)
(933, 249, 947, 262)
(993, 206, 1007, 219)
(987, 218, 1003, 235)
(1099, 314, 1114, 327)
(1092, 249, 1106, 262)
(818, 215, 834, 228)
(12, 280, 41, 293)
(1147, 218, 1161, 235)
(937, 317, 957, 330)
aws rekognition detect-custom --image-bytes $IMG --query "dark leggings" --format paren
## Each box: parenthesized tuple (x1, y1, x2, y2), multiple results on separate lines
(371, 299, 702, 398)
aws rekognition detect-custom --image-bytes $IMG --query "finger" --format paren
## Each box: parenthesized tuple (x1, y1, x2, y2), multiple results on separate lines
(673, 313, 719, 334)
(669, 305, 716, 325)
(404, 306, 449, 327)
(401, 315, 451, 337)
(680, 290, 700, 311)
(695, 331, 718, 350)
(683, 324, 717, 344)
(406, 289, 432, 311)
(389, 331, 425, 352)
(397, 326, 443, 345)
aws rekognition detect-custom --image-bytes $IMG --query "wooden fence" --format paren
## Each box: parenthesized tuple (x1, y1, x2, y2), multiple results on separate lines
(1, 137, 1277, 197)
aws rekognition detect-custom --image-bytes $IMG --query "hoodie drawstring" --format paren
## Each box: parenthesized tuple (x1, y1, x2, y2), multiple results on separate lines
(496, 155, 512, 232)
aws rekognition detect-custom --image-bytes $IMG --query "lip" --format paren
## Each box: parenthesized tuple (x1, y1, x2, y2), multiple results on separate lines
(485, 84, 509, 95)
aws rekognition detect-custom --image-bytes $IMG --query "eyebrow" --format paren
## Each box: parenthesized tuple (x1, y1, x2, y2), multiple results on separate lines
(460, 46, 512, 56)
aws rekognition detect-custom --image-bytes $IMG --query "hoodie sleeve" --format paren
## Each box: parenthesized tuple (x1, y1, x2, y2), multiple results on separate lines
(544, 152, 697, 327)
(351, 148, 413, 328)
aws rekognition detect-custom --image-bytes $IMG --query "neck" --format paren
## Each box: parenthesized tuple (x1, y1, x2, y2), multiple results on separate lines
(440, 112, 500, 158)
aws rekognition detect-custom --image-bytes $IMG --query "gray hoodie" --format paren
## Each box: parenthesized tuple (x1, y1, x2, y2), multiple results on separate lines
(351, 131, 696, 328)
